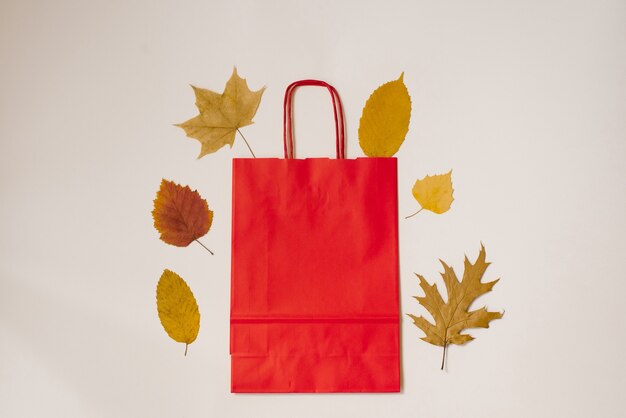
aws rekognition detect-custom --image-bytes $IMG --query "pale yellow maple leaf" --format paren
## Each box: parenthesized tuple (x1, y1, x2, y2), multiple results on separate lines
(176, 68, 265, 158)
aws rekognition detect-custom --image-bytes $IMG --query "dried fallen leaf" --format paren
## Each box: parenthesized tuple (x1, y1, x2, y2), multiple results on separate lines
(176, 67, 265, 158)
(407, 171, 454, 218)
(408, 244, 503, 369)
(156, 269, 200, 356)
(358, 73, 411, 157)
(152, 179, 214, 253)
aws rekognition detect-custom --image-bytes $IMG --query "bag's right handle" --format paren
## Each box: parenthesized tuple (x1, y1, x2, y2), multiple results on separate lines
(283, 80, 345, 159)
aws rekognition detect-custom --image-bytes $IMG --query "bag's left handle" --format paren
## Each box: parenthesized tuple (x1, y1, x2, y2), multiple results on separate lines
(283, 80, 345, 159)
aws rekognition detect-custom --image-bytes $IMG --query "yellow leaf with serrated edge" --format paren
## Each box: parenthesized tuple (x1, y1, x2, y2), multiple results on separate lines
(156, 269, 200, 356)
(358, 73, 411, 157)
(410, 170, 454, 215)
(176, 68, 264, 158)
(408, 245, 503, 369)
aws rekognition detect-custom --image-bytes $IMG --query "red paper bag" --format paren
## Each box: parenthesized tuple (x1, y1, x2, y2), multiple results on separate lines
(231, 80, 400, 393)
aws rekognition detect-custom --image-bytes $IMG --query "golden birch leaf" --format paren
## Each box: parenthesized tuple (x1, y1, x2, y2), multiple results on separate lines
(407, 244, 503, 369)
(152, 179, 214, 254)
(408, 170, 454, 216)
(156, 269, 200, 356)
(176, 67, 265, 158)
(358, 73, 411, 157)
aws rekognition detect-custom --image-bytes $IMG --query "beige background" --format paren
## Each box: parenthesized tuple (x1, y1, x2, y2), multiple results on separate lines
(1, 0, 625, 417)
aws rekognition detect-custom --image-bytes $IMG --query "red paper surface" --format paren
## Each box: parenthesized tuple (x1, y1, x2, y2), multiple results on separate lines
(231, 157, 400, 392)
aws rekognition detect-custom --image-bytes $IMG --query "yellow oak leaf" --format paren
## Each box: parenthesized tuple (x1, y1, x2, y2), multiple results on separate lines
(407, 171, 454, 217)
(408, 245, 503, 369)
(176, 68, 265, 158)
(358, 73, 411, 157)
(156, 269, 200, 356)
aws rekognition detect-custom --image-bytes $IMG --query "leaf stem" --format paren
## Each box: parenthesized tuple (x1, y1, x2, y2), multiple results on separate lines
(184, 343, 188, 356)
(441, 342, 447, 370)
(194, 239, 214, 255)
(405, 207, 424, 219)
(237, 128, 256, 158)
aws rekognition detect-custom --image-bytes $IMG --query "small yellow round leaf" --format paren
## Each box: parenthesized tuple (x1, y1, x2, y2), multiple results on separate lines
(412, 171, 454, 214)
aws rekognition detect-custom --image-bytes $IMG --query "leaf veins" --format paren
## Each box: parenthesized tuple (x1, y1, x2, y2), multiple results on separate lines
(408, 244, 503, 369)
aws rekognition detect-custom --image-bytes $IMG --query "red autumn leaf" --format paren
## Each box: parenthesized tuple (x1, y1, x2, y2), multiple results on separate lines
(152, 179, 213, 248)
